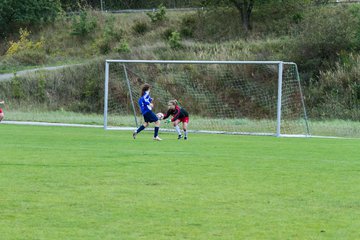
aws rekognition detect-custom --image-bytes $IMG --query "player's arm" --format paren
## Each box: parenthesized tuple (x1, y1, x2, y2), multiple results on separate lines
(163, 109, 172, 120)
(171, 108, 181, 122)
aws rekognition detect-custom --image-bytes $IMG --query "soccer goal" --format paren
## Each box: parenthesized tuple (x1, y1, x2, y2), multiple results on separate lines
(104, 60, 310, 137)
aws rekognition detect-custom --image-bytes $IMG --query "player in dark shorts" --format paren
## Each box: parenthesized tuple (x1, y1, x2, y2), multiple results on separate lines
(132, 84, 162, 141)
(163, 100, 189, 140)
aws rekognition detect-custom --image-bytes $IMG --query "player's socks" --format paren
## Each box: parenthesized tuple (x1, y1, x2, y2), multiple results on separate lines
(175, 125, 181, 135)
(184, 130, 188, 140)
(136, 125, 145, 134)
(154, 126, 159, 138)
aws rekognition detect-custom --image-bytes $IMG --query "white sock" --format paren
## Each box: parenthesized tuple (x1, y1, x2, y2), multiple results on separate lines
(175, 125, 181, 135)
(184, 130, 188, 138)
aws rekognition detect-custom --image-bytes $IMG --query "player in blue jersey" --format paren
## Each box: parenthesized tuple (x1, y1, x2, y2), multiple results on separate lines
(133, 84, 162, 141)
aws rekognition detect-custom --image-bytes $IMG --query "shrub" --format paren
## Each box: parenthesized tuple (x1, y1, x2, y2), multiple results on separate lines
(5, 28, 47, 65)
(163, 28, 176, 40)
(70, 10, 97, 37)
(96, 38, 111, 54)
(306, 54, 360, 120)
(103, 15, 123, 41)
(115, 41, 131, 54)
(132, 21, 149, 35)
(11, 75, 24, 100)
(292, 5, 360, 75)
(6, 28, 44, 56)
(180, 14, 197, 38)
(146, 4, 167, 23)
(168, 31, 182, 49)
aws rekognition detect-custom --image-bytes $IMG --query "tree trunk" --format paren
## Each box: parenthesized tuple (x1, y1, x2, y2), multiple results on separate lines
(230, 0, 254, 32)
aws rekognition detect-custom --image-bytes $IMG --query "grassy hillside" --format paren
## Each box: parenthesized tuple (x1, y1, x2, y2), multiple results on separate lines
(0, 4, 359, 122)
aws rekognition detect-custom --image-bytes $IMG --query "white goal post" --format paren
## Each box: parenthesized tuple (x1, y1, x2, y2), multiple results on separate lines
(104, 60, 310, 137)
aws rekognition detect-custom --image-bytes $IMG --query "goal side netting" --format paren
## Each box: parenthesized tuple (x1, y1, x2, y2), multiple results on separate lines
(104, 60, 310, 137)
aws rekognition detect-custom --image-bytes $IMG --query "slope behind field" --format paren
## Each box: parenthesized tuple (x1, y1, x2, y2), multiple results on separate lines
(0, 125, 359, 239)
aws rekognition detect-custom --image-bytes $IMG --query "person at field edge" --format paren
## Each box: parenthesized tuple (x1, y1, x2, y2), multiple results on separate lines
(133, 83, 162, 141)
(163, 99, 189, 140)
(0, 100, 5, 122)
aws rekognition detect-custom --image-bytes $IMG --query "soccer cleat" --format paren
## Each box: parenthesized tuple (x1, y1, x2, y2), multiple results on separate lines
(133, 131, 137, 139)
(184, 136, 187, 140)
(153, 136, 162, 141)
(178, 135, 182, 140)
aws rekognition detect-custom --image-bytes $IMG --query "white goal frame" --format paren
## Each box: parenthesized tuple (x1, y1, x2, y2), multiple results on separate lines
(104, 60, 310, 137)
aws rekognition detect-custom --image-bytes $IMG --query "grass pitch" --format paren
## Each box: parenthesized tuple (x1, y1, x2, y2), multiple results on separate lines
(0, 124, 359, 239)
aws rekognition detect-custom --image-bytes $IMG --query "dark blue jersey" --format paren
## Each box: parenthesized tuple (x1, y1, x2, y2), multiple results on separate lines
(138, 91, 153, 115)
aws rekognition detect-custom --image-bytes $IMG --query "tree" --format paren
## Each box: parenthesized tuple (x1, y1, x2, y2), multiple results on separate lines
(202, 0, 254, 32)
(203, 0, 313, 32)
(0, 0, 61, 38)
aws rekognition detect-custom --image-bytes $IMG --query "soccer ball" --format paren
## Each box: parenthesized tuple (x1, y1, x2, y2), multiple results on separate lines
(156, 112, 164, 120)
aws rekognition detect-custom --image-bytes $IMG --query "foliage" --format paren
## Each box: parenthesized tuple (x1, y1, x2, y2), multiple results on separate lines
(146, 4, 167, 23)
(292, 5, 360, 77)
(6, 29, 44, 56)
(307, 54, 360, 120)
(132, 21, 149, 35)
(0, 0, 61, 38)
(10, 75, 24, 100)
(115, 41, 131, 54)
(168, 31, 182, 49)
(5, 28, 47, 65)
(70, 10, 97, 37)
(180, 14, 197, 38)
(95, 15, 124, 54)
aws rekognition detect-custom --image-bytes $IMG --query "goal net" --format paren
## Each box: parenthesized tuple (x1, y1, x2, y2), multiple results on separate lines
(104, 60, 310, 137)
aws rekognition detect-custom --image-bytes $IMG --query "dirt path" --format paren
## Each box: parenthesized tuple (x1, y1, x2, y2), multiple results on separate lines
(0, 64, 80, 81)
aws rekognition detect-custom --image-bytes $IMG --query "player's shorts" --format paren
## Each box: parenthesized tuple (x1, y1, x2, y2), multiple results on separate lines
(0, 108, 3, 113)
(178, 116, 189, 123)
(143, 111, 158, 123)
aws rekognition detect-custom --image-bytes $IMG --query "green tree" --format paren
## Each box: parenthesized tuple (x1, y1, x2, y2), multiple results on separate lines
(203, 0, 312, 32)
(0, 0, 61, 38)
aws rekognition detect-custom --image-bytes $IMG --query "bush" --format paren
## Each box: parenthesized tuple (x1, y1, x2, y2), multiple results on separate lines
(292, 5, 360, 75)
(132, 21, 149, 35)
(180, 14, 197, 38)
(71, 10, 97, 37)
(115, 41, 131, 54)
(5, 28, 47, 65)
(11, 50, 47, 65)
(96, 38, 111, 54)
(95, 15, 124, 54)
(306, 54, 360, 120)
(103, 15, 123, 41)
(168, 31, 182, 49)
(146, 4, 167, 23)
(163, 28, 176, 40)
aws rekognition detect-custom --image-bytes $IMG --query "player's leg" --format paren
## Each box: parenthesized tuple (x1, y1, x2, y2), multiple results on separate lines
(153, 120, 162, 141)
(133, 122, 149, 139)
(183, 122, 188, 140)
(173, 120, 182, 139)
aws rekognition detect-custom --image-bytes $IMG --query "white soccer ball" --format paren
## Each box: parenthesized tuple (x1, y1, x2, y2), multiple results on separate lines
(156, 112, 164, 120)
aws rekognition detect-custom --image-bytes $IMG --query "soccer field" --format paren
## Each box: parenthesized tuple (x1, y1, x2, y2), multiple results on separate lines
(1, 124, 359, 239)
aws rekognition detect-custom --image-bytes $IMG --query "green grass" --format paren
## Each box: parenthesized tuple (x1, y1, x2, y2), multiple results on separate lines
(1, 124, 360, 239)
